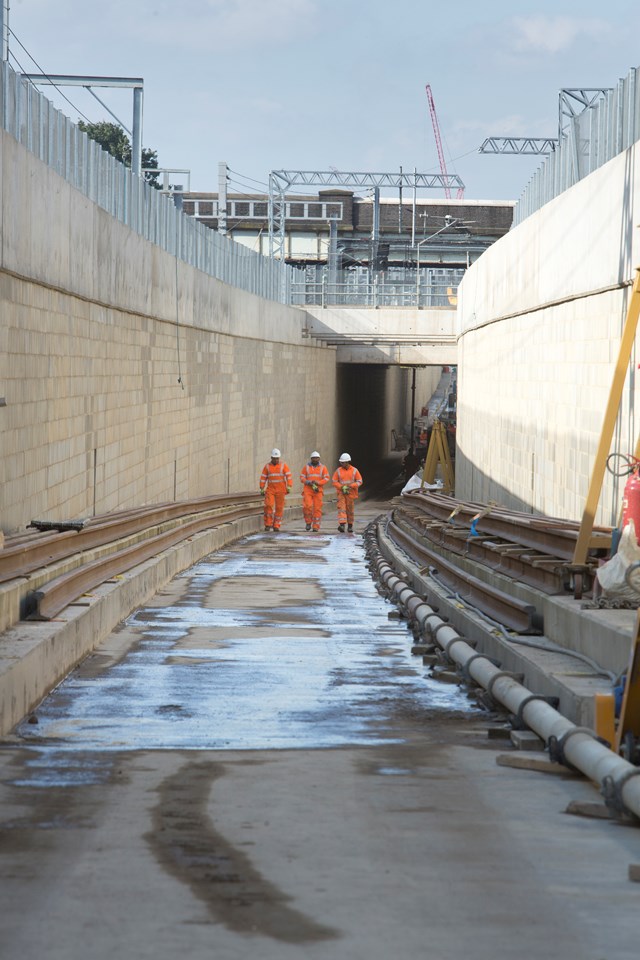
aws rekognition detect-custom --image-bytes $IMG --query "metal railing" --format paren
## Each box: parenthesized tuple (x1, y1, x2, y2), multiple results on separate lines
(1, 61, 295, 303)
(515, 65, 640, 224)
(290, 274, 460, 308)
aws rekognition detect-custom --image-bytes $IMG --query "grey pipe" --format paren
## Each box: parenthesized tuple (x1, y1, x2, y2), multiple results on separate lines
(368, 541, 640, 820)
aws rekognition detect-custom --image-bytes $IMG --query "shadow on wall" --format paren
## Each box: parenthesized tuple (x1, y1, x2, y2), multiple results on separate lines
(454, 443, 625, 527)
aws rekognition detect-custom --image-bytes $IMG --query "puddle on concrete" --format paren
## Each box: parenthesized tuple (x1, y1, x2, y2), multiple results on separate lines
(14, 531, 478, 753)
(204, 575, 325, 608)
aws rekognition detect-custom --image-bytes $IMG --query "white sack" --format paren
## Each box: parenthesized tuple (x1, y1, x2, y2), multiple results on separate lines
(596, 519, 640, 600)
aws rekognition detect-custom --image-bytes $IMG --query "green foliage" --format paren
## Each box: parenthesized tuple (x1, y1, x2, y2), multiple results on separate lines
(78, 121, 161, 190)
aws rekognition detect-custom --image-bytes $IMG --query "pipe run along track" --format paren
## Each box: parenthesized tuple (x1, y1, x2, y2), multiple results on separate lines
(364, 518, 640, 823)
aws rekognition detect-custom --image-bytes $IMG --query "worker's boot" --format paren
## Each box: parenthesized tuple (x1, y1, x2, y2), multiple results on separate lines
(348, 524, 353, 532)
(305, 523, 311, 531)
(338, 524, 345, 533)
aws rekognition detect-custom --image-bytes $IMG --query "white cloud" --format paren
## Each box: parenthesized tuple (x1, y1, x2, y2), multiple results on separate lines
(511, 16, 612, 55)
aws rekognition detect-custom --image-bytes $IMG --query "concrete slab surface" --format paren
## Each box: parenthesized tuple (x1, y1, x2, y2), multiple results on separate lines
(0, 502, 639, 959)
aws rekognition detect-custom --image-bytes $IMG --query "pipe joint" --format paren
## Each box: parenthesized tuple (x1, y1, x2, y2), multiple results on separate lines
(548, 725, 601, 765)
(431, 621, 451, 641)
(422, 614, 441, 638)
(460, 653, 501, 683)
(514, 694, 560, 732)
(601, 769, 640, 821)
(442, 634, 468, 659)
(486, 670, 525, 702)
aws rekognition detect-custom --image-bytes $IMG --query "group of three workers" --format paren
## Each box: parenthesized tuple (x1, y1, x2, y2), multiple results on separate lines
(259, 449, 363, 534)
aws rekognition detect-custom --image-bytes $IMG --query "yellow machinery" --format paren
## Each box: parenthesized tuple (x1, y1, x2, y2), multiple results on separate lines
(578, 267, 640, 761)
(420, 420, 454, 494)
(573, 268, 640, 569)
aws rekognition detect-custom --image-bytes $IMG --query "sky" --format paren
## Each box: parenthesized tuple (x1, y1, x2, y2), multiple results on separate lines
(6, 0, 640, 202)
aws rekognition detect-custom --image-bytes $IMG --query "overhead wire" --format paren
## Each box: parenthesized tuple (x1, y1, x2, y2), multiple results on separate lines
(7, 27, 94, 124)
(227, 167, 269, 190)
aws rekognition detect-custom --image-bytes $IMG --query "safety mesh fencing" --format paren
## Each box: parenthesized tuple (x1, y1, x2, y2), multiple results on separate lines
(515, 65, 640, 225)
(0, 61, 293, 303)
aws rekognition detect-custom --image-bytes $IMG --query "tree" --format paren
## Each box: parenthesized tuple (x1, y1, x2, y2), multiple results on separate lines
(78, 121, 161, 190)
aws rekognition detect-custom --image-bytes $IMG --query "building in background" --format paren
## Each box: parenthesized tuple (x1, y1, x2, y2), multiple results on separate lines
(180, 188, 514, 308)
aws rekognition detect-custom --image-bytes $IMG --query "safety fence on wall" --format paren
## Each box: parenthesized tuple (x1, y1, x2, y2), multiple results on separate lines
(290, 270, 462, 308)
(0, 61, 293, 304)
(515, 65, 640, 225)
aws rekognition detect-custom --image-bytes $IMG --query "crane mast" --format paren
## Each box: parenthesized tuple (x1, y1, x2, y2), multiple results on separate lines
(425, 84, 464, 200)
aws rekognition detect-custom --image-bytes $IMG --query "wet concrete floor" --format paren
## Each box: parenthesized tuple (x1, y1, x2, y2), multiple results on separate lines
(1, 504, 640, 959)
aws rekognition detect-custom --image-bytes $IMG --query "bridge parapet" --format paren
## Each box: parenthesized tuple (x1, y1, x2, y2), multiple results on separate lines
(300, 306, 458, 365)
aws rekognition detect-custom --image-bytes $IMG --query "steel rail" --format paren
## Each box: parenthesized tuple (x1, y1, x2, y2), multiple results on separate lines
(28, 504, 263, 621)
(1, 493, 260, 584)
(402, 491, 611, 560)
(387, 516, 540, 634)
(396, 501, 575, 589)
(394, 505, 567, 594)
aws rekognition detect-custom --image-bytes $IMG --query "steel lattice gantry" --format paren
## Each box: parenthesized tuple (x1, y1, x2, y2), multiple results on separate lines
(267, 169, 466, 298)
(479, 137, 558, 155)
(479, 88, 612, 163)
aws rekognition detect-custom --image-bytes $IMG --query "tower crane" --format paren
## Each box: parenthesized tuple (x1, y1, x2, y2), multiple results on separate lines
(425, 84, 464, 200)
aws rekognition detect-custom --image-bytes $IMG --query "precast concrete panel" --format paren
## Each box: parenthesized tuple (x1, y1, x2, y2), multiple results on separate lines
(456, 142, 640, 524)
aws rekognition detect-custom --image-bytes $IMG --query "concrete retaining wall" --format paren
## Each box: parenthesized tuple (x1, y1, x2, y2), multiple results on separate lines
(457, 142, 640, 525)
(0, 131, 337, 534)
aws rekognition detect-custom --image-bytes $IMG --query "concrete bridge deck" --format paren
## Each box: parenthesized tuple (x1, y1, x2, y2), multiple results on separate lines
(303, 305, 457, 364)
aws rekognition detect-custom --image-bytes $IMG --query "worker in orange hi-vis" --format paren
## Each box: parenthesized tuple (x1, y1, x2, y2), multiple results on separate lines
(300, 451, 330, 532)
(259, 448, 293, 532)
(332, 452, 363, 533)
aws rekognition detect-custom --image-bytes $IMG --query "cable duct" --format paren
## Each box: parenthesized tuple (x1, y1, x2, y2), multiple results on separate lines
(364, 522, 640, 821)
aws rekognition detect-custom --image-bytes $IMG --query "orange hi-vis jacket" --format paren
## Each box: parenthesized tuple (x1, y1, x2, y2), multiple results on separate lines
(260, 461, 293, 491)
(300, 462, 330, 490)
(332, 465, 363, 498)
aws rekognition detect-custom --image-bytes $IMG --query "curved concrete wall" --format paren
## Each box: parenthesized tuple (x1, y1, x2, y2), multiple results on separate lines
(457, 142, 640, 525)
(0, 132, 338, 533)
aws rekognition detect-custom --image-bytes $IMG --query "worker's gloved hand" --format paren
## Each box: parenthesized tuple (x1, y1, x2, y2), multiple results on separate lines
(287, 486, 292, 494)
(259, 489, 265, 497)
(342, 485, 350, 494)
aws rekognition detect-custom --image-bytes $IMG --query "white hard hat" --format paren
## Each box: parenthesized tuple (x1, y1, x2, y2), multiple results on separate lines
(271, 448, 281, 458)
(339, 452, 351, 462)
(310, 451, 320, 458)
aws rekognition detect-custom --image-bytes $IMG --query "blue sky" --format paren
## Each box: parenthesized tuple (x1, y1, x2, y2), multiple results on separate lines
(7, 0, 640, 201)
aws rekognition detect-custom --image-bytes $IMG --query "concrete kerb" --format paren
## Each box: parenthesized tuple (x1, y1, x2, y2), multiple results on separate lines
(375, 521, 614, 729)
(0, 506, 302, 736)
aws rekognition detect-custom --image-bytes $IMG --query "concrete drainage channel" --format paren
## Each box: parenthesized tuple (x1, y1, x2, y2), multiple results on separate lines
(363, 518, 640, 823)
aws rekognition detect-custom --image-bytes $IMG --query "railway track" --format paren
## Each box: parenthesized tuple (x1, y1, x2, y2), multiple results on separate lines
(383, 491, 613, 632)
(1, 494, 263, 622)
(1, 488, 612, 634)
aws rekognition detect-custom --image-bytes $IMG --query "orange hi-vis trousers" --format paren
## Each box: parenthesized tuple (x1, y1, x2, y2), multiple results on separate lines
(260, 461, 292, 529)
(300, 462, 330, 530)
(332, 465, 363, 525)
